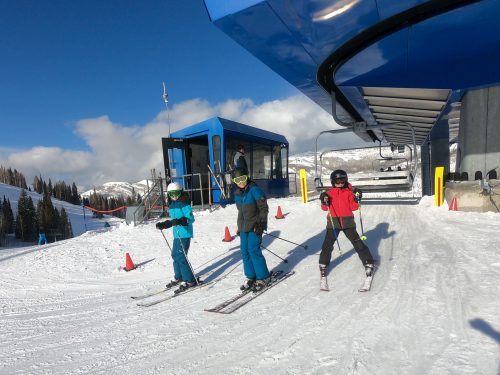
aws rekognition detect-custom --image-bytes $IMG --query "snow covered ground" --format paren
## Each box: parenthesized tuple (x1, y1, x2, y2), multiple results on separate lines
(1, 193, 499, 374)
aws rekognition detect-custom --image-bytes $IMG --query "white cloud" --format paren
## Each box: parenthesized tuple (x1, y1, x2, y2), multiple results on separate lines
(0, 95, 366, 190)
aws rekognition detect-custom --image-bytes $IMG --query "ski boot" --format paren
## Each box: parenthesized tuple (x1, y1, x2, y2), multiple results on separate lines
(319, 264, 329, 291)
(364, 263, 374, 277)
(165, 279, 181, 289)
(252, 275, 272, 292)
(174, 280, 197, 294)
(240, 278, 256, 291)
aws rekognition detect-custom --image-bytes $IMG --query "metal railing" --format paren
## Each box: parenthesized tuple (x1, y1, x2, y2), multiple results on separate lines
(132, 178, 166, 225)
(288, 172, 298, 195)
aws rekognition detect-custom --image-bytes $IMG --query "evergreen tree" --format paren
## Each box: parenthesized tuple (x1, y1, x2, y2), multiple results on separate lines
(0, 196, 13, 237)
(52, 208, 60, 240)
(59, 207, 73, 240)
(71, 182, 81, 205)
(37, 191, 56, 239)
(15, 190, 37, 241)
(48, 179, 53, 197)
(7, 198, 14, 233)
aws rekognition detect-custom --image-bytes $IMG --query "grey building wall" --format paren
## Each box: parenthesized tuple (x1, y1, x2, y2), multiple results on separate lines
(457, 87, 500, 179)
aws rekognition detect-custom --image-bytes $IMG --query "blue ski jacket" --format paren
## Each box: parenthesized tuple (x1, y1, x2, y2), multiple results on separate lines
(169, 192, 195, 238)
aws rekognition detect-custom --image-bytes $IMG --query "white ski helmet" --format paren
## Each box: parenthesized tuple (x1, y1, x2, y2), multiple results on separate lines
(167, 182, 183, 193)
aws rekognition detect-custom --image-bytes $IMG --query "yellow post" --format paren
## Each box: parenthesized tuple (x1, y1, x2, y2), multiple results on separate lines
(300, 169, 308, 203)
(435, 166, 444, 206)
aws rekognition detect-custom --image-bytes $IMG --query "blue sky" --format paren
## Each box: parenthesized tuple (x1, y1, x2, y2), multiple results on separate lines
(0, 0, 356, 189)
(1, 0, 295, 148)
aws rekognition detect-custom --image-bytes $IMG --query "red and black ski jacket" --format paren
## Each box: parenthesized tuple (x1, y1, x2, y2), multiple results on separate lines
(320, 183, 359, 229)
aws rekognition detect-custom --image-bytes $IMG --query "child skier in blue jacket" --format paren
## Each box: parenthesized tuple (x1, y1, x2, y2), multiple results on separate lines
(156, 182, 196, 293)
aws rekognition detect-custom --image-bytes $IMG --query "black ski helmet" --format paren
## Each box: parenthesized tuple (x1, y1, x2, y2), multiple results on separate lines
(231, 167, 248, 179)
(330, 169, 348, 185)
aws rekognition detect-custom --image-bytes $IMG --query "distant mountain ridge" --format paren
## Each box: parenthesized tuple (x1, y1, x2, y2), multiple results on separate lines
(81, 180, 150, 199)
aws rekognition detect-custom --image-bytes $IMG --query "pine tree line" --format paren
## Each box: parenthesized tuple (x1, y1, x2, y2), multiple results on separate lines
(32, 175, 81, 205)
(0, 166, 28, 189)
(0, 190, 73, 246)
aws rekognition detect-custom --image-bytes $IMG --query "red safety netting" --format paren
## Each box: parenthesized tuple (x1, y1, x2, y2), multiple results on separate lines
(84, 205, 128, 213)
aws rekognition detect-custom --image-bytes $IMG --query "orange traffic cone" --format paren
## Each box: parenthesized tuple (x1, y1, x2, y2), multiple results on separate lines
(275, 206, 285, 219)
(449, 197, 458, 211)
(125, 253, 136, 271)
(222, 226, 234, 242)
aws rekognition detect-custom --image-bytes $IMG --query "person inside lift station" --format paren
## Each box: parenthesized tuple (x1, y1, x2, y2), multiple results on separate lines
(233, 144, 248, 174)
(232, 168, 271, 292)
(318, 170, 374, 285)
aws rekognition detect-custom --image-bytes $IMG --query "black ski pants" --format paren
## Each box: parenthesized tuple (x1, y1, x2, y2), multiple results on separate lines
(319, 227, 374, 267)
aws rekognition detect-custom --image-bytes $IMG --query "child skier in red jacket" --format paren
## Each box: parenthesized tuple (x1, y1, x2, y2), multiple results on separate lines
(318, 170, 374, 289)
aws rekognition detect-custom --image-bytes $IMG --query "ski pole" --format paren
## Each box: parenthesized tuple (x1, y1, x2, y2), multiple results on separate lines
(263, 232, 308, 250)
(358, 203, 367, 241)
(173, 225, 200, 286)
(260, 245, 288, 263)
(160, 229, 173, 251)
(328, 211, 342, 256)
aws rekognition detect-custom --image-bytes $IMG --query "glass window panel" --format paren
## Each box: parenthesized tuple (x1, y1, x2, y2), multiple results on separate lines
(212, 135, 221, 173)
(252, 142, 272, 179)
(272, 145, 282, 179)
(281, 146, 288, 178)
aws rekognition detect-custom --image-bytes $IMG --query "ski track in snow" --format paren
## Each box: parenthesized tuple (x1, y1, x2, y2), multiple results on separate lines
(1, 196, 499, 375)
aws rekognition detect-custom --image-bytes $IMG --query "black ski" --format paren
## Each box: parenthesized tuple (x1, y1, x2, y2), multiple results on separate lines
(204, 271, 284, 313)
(131, 287, 170, 300)
(358, 267, 376, 292)
(131, 277, 202, 300)
(137, 280, 213, 307)
(205, 271, 294, 314)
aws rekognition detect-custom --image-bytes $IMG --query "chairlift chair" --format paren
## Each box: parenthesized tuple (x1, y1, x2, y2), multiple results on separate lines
(314, 122, 418, 193)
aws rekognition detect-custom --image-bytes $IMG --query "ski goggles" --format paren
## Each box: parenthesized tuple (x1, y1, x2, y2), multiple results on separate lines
(167, 190, 182, 198)
(333, 177, 347, 184)
(232, 175, 248, 184)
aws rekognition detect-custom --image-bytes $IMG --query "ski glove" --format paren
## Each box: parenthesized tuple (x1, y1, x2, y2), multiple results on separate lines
(172, 217, 189, 227)
(156, 220, 172, 230)
(254, 221, 267, 235)
(319, 192, 330, 206)
(353, 188, 363, 203)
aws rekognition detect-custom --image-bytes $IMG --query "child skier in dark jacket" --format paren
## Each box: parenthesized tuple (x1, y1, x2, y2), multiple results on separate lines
(232, 168, 271, 292)
(318, 170, 374, 285)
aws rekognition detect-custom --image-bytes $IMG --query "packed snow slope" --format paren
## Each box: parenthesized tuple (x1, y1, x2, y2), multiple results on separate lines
(1, 196, 499, 375)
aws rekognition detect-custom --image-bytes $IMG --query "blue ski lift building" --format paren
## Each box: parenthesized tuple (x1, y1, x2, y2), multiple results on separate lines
(161, 117, 289, 204)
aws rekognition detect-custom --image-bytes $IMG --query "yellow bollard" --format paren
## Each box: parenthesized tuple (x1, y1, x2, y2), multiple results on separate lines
(435, 166, 444, 206)
(300, 169, 308, 203)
